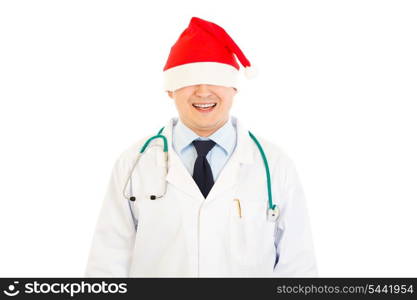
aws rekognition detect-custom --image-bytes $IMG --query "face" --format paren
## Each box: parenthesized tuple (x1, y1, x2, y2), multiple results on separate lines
(168, 84, 237, 137)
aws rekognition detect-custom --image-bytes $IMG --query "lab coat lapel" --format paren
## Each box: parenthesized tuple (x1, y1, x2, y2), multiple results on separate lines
(161, 118, 206, 200)
(205, 116, 255, 201)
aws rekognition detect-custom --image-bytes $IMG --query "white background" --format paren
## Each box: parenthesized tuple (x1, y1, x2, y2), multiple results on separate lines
(0, 0, 416, 277)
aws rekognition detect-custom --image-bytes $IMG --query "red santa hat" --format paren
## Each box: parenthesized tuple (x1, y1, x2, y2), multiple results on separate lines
(163, 17, 257, 92)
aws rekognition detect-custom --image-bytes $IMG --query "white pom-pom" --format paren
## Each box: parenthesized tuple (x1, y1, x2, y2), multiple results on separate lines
(244, 65, 258, 79)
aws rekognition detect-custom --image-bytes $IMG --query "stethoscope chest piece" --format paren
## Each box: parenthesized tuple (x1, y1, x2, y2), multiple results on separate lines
(267, 206, 280, 222)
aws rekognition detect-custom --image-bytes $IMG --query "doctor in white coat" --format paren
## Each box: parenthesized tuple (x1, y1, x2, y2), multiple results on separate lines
(85, 16, 318, 277)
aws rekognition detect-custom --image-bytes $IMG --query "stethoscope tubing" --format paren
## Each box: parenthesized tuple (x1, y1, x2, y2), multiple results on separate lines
(122, 126, 279, 229)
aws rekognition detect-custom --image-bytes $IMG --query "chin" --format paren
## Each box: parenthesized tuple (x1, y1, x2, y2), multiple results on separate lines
(191, 119, 215, 129)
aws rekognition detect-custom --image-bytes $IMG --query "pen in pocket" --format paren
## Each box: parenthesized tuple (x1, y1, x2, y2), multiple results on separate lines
(233, 198, 242, 218)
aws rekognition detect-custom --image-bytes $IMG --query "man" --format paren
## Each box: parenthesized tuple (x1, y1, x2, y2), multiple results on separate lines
(85, 16, 318, 277)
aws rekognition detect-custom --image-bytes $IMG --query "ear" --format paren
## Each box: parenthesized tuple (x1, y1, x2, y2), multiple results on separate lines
(167, 91, 173, 99)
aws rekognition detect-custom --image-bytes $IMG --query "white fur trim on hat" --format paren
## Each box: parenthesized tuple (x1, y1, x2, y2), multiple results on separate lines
(163, 62, 239, 92)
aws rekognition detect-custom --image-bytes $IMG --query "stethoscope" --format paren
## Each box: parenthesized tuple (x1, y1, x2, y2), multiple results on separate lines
(122, 127, 280, 230)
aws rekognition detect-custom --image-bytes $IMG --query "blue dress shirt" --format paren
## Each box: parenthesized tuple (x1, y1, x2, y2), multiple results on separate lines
(172, 117, 237, 182)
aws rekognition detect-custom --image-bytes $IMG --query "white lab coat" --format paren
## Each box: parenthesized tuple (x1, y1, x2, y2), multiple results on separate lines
(85, 116, 318, 277)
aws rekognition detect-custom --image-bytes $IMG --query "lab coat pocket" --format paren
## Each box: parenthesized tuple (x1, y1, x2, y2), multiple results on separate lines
(136, 186, 180, 238)
(229, 199, 276, 269)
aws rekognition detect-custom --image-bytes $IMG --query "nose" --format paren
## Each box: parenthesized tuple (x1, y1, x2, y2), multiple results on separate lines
(195, 84, 212, 98)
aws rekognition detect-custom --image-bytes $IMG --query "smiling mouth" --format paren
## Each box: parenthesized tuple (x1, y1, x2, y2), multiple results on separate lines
(192, 102, 217, 112)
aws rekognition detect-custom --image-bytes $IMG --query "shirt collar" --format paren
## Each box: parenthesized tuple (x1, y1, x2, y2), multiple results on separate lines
(173, 116, 236, 155)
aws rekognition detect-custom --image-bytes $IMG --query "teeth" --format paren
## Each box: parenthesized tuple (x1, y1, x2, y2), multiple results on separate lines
(193, 103, 216, 108)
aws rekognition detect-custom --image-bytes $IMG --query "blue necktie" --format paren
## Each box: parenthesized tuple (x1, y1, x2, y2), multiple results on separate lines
(192, 140, 216, 198)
